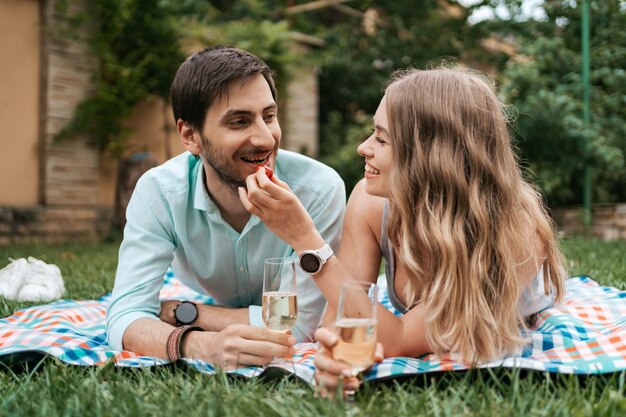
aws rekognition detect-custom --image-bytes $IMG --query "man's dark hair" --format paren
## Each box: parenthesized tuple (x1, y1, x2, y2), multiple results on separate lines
(170, 45, 277, 131)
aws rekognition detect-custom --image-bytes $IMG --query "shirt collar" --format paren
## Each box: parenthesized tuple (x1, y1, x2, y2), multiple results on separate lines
(192, 162, 261, 228)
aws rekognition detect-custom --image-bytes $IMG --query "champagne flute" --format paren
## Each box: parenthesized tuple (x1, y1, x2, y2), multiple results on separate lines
(332, 281, 378, 399)
(262, 258, 298, 364)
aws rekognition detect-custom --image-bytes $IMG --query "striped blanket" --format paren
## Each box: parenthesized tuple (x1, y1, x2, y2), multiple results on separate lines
(1, 272, 625, 383)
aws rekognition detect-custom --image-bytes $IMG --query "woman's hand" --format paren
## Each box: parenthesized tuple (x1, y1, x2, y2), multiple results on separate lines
(314, 327, 384, 399)
(238, 167, 323, 250)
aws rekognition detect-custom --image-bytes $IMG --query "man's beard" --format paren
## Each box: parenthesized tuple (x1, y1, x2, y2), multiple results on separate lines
(199, 133, 277, 191)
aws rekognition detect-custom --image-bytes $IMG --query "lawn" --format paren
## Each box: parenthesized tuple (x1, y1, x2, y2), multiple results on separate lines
(0, 237, 625, 416)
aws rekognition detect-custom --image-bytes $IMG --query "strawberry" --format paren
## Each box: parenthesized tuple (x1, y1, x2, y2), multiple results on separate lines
(256, 165, 274, 179)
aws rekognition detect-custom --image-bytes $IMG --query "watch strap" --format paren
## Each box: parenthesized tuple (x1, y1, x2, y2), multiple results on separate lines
(317, 243, 333, 262)
(166, 325, 203, 362)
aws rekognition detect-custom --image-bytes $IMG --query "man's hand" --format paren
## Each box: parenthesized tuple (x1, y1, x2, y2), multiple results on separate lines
(314, 327, 383, 399)
(158, 300, 179, 326)
(184, 324, 296, 370)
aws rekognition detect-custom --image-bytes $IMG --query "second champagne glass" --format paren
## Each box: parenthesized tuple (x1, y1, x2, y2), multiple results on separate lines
(332, 281, 378, 397)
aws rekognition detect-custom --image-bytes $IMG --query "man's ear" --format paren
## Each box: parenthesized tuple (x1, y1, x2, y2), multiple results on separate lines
(177, 119, 202, 155)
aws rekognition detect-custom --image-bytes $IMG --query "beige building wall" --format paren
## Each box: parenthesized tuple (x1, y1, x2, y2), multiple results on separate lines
(98, 98, 185, 206)
(0, 0, 40, 205)
(283, 65, 319, 157)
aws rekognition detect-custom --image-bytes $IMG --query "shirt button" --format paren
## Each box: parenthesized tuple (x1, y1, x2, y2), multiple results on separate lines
(239, 266, 245, 272)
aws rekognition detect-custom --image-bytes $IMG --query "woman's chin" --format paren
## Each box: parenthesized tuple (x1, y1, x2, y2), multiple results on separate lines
(364, 179, 388, 198)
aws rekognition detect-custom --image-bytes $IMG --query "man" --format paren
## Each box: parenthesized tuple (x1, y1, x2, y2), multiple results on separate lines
(106, 46, 345, 369)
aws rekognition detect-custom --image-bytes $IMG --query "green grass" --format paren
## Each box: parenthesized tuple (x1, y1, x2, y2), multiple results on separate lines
(0, 237, 625, 417)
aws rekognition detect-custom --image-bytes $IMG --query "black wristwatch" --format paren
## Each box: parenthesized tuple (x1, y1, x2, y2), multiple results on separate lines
(174, 301, 198, 326)
(298, 243, 334, 275)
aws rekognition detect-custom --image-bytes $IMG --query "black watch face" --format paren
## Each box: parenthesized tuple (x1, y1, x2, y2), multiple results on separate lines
(300, 253, 321, 273)
(175, 302, 198, 325)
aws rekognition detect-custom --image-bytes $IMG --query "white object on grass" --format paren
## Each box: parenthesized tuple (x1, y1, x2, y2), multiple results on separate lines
(0, 258, 29, 299)
(0, 257, 65, 302)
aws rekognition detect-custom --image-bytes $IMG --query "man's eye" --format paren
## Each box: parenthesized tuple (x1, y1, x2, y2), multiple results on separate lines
(230, 119, 248, 127)
(264, 113, 276, 122)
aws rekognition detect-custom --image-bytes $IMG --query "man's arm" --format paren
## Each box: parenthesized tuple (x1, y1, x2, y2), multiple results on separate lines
(107, 174, 294, 367)
(159, 300, 249, 331)
(123, 317, 295, 369)
(106, 174, 178, 351)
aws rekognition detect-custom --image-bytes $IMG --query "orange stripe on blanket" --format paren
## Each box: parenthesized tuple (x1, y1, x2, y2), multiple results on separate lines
(114, 351, 139, 361)
(0, 331, 16, 343)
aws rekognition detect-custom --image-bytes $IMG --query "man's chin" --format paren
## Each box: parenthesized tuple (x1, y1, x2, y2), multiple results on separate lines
(217, 174, 246, 191)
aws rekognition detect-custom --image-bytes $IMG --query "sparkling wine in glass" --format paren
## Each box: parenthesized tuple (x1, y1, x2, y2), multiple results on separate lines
(333, 317, 377, 374)
(262, 258, 297, 364)
(262, 290, 297, 332)
(332, 281, 378, 398)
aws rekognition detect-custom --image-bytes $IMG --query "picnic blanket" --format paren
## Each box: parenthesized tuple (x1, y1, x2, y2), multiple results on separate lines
(1, 271, 625, 383)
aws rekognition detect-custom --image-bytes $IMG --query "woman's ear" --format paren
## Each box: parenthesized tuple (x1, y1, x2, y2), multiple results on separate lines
(177, 119, 202, 155)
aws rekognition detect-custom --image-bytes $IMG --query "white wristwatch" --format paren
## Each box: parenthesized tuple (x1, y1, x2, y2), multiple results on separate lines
(298, 243, 334, 275)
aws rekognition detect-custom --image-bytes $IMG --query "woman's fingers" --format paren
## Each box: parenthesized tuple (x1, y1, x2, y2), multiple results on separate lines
(238, 186, 263, 216)
(244, 171, 280, 209)
(257, 165, 292, 191)
(315, 349, 353, 378)
(315, 327, 339, 348)
(255, 166, 293, 198)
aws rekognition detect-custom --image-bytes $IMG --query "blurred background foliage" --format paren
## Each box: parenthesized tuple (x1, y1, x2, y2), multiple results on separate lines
(58, 0, 625, 206)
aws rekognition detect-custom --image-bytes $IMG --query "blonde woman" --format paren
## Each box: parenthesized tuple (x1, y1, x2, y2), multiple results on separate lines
(239, 67, 566, 394)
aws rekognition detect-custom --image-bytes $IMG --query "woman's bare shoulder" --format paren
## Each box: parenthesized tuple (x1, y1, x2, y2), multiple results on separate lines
(345, 179, 386, 242)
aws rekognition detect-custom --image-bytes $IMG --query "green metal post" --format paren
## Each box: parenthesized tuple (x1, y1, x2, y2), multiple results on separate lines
(581, 0, 592, 230)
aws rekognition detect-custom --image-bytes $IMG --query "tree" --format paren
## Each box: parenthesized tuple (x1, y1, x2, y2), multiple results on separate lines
(477, 0, 626, 205)
(56, 0, 303, 157)
(55, 0, 185, 157)
(286, 1, 488, 193)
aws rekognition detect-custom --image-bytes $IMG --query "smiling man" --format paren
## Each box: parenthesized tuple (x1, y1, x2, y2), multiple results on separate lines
(106, 46, 345, 368)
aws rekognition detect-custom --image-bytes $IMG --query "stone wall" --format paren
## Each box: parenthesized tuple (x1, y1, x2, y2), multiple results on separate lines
(0, 206, 112, 246)
(284, 65, 320, 157)
(553, 204, 626, 241)
(0, 0, 110, 245)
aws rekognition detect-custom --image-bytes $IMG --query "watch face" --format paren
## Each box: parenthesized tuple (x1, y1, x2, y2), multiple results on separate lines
(300, 253, 321, 273)
(175, 302, 198, 325)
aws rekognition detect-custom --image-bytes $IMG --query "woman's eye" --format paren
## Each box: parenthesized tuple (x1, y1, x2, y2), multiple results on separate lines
(369, 128, 386, 144)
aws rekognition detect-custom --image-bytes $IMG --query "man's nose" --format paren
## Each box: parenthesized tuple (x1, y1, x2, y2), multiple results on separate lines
(250, 118, 278, 148)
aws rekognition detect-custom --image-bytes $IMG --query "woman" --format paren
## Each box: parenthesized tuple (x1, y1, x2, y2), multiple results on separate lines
(239, 67, 566, 394)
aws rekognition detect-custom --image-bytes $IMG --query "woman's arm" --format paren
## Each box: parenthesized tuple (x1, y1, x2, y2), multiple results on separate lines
(321, 179, 384, 326)
(240, 171, 432, 358)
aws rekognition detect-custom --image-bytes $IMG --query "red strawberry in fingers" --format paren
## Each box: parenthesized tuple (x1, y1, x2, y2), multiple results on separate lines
(257, 165, 274, 179)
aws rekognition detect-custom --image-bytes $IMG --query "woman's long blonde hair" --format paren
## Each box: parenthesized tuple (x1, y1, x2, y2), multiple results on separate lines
(385, 68, 566, 361)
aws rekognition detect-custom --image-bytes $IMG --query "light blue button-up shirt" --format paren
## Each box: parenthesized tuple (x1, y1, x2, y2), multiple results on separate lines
(106, 150, 345, 350)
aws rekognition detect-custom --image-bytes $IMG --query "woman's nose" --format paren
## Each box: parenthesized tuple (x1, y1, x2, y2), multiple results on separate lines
(357, 136, 373, 157)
